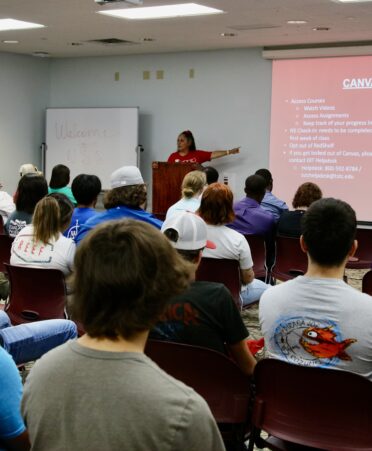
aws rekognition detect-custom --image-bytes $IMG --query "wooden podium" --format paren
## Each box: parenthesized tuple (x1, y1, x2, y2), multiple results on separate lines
(152, 162, 201, 220)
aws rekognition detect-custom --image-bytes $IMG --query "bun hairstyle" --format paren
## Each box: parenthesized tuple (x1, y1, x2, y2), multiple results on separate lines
(181, 171, 206, 199)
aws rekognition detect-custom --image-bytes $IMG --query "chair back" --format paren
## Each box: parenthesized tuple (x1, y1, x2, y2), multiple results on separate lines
(244, 234, 267, 281)
(0, 215, 4, 234)
(4, 264, 67, 324)
(145, 340, 251, 424)
(0, 235, 13, 273)
(249, 359, 372, 450)
(195, 257, 241, 308)
(346, 228, 372, 269)
(271, 235, 307, 282)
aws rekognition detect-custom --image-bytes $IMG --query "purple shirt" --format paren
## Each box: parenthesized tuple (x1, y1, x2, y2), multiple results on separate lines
(228, 197, 276, 238)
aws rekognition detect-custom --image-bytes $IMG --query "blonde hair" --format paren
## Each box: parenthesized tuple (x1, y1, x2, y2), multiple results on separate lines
(181, 171, 206, 199)
(33, 194, 74, 244)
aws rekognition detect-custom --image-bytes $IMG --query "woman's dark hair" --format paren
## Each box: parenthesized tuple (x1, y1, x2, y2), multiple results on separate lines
(70, 220, 193, 339)
(198, 182, 235, 225)
(15, 174, 48, 214)
(179, 130, 196, 151)
(49, 164, 70, 189)
(292, 182, 322, 209)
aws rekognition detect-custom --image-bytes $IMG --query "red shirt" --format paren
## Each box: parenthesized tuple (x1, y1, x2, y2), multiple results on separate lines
(167, 150, 212, 164)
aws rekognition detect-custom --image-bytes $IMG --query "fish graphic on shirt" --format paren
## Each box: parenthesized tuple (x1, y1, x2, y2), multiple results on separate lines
(300, 326, 356, 361)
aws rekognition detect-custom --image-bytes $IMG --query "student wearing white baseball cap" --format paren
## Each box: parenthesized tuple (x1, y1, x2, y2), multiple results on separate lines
(151, 212, 257, 377)
(75, 166, 162, 244)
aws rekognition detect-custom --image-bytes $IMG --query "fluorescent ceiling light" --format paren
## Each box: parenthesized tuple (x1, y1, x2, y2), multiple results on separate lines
(0, 18, 44, 31)
(287, 20, 307, 24)
(98, 3, 223, 20)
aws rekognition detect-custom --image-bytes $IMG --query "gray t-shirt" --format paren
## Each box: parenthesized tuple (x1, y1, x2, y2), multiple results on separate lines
(22, 341, 225, 451)
(259, 276, 372, 380)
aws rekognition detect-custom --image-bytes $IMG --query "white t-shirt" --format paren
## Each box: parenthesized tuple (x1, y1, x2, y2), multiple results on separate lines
(202, 224, 253, 269)
(10, 225, 75, 275)
(0, 191, 15, 224)
(259, 276, 372, 381)
(166, 197, 201, 219)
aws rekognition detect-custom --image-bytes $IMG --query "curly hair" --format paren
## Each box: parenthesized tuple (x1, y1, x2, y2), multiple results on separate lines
(198, 182, 235, 225)
(292, 182, 322, 209)
(103, 184, 147, 209)
(70, 220, 193, 339)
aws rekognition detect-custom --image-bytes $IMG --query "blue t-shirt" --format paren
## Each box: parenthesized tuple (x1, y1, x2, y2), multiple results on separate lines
(64, 208, 98, 241)
(75, 206, 163, 245)
(0, 347, 25, 443)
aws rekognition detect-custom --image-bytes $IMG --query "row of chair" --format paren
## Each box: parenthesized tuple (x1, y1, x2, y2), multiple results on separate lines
(196, 231, 372, 309)
(249, 229, 372, 281)
(146, 340, 372, 451)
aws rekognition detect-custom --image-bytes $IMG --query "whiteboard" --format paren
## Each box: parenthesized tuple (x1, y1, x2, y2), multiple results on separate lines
(45, 108, 139, 190)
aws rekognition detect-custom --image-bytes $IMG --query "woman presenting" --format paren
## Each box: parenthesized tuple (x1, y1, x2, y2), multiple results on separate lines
(168, 130, 240, 164)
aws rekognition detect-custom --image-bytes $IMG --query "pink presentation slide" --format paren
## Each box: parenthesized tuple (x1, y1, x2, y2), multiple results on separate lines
(270, 56, 372, 222)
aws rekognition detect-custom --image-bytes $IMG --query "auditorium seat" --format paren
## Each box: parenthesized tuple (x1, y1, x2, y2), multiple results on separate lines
(249, 358, 372, 451)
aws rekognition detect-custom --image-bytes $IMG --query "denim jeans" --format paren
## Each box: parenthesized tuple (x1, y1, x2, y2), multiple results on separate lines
(241, 278, 270, 306)
(0, 310, 77, 364)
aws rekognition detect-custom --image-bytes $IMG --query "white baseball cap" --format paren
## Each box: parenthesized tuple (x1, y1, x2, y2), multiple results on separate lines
(162, 212, 216, 251)
(110, 166, 144, 189)
(20, 163, 40, 177)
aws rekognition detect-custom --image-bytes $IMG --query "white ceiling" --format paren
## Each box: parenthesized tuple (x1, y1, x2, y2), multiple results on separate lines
(1, 0, 372, 58)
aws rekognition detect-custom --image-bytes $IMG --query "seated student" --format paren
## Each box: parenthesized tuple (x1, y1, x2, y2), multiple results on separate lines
(0, 312, 76, 451)
(198, 183, 269, 306)
(64, 174, 102, 240)
(229, 174, 276, 272)
(260, 198, 372, 380)
(202, 166, 219, 185)
(255, 168, 288, 221)
(22, 220, 225, 450)
(11, 194, 75, 275)
(277, 182, 322, 238)
(229, 174, 276, 238)
(0, 346, 30, 451)
(75, 166, 162, 244)
(0, 181, 15, 226)
(151, 212, 257, 376)
(5, 174, 48, 238)
(48, 164, 76, 206)
(0, 310, 77, 365)
(166, 170, 206, 219)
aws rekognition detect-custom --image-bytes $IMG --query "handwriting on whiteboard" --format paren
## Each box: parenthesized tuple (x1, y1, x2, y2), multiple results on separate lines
(55, 121, 113, 140)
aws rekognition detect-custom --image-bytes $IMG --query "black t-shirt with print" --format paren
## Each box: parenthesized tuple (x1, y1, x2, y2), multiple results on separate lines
(150, 281, 248, 355)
